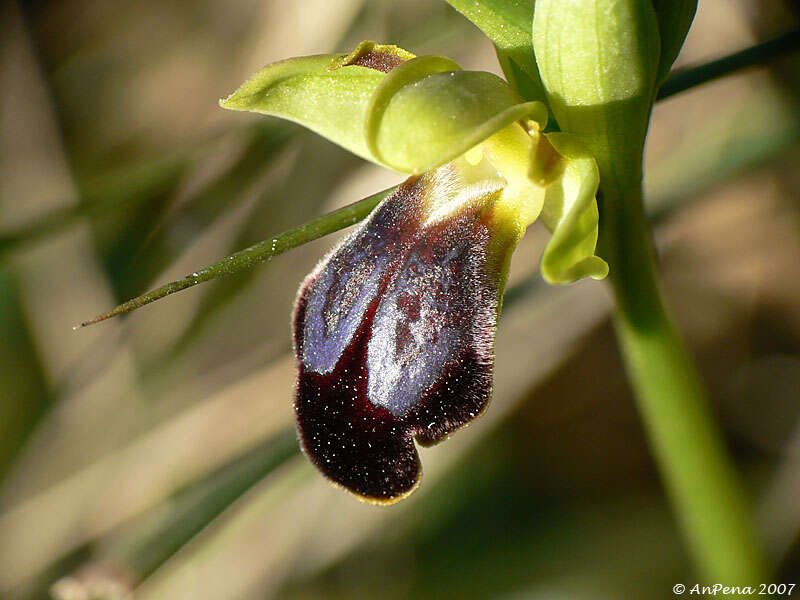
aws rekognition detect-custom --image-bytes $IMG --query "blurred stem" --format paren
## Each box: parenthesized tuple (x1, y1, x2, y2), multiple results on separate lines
(602, 178, 767, 588)
(0, 156, 186, 258)
(114, 429, 299, 580)
(658, 29, 800, 101)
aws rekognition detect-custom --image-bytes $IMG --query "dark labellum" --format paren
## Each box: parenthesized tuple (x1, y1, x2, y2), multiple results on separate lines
(293, 174, 503, 503)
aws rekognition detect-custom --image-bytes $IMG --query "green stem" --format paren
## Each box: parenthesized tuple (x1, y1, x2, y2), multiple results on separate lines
(602, 180, 767, 588)
(658, 29, 800, 101)
(78, 187, 393, 327)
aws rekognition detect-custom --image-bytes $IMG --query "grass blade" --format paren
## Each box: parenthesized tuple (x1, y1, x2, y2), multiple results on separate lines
(78, 186, 393, 327)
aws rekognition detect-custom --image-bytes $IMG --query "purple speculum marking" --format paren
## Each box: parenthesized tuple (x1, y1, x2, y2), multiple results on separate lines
(293, 175, 501, 502)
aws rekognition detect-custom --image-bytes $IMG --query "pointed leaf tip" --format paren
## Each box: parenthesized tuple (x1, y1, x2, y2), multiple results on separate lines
(77, 188, 392, 326)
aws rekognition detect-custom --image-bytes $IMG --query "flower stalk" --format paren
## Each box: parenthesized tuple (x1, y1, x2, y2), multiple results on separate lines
(607, 180, 767, 587)
(533, 0, 767, 589)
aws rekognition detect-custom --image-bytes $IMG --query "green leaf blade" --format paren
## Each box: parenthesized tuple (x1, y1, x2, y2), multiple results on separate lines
(495, 46, 547, 103)
(78, 187, 394, 327)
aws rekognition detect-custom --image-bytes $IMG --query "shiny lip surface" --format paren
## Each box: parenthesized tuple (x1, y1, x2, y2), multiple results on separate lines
(292, 173, 504, 502)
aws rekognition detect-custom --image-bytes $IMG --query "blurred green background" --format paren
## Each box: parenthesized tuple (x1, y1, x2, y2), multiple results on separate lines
(1, 0, 799, 598)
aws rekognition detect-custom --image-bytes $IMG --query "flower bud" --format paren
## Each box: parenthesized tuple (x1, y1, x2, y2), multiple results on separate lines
(532, 0, 661, 187)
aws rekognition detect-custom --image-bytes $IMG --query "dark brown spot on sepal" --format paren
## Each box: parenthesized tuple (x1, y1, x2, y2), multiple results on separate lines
(347, 50, 408, 73)
(292, 175, 502, 504)
(339, 41, 415, 74)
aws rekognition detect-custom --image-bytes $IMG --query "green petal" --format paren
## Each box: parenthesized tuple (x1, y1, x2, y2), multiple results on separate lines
(220, 54, 384, 163)
(371, 66, 546, 173)
(539, 133, 609, 284)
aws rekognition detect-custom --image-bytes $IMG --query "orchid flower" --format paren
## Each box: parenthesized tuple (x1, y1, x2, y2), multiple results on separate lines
(221, 41, 608, 503)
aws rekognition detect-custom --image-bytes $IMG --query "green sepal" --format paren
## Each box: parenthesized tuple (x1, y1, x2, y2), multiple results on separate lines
(444, 0, 545, 102)
(650, 0, 698, 84)
(539, 133, 609, 284)
(220, 54, 383, 163)
(221, 44, 547, 175)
